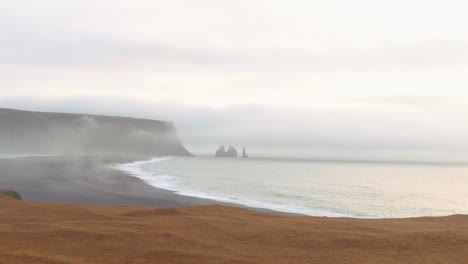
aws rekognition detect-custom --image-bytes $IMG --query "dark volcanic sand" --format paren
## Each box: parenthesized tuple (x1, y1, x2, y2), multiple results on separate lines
(2, 157, 468, 263)
(0, 156, 220, 207)
(0, 156, 290, 215)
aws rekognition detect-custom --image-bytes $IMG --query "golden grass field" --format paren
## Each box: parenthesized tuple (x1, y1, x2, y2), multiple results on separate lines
(1, 190, 468, 264)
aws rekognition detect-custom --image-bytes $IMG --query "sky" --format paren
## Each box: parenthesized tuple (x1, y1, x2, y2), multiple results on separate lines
(1, 0, 468, 159)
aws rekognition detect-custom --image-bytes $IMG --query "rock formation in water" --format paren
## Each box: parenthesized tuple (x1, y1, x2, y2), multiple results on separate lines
(215, 145, 238, 157)
(226, 146, 238, 157)
(242, 148, 248, 158)
(215, 145, 227, 157)
(0, 108, 192, 156)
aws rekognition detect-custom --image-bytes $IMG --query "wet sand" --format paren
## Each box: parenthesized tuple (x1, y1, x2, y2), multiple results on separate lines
(0, 156, 227, 207)
(0, 156, 288, 214)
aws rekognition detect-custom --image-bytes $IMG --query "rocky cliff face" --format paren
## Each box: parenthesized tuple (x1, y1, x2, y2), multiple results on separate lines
(0, 108, 192, 156)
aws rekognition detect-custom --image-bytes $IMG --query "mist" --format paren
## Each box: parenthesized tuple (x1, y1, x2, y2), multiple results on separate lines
(0, 108, 190, 156)
(2, 96, 468, 161)
(2, 0, 468, 160)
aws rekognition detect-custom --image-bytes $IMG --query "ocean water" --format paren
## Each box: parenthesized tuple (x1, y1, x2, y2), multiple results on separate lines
(0, 154, 50, 159)
(115, 156, 468, 218)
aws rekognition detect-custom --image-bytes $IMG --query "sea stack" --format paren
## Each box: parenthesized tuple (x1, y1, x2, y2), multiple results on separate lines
(215, 145, 227, 157)
(226, 146, 238, 157)
(215, 145, 238, 157)
(242, 147, 248, 158)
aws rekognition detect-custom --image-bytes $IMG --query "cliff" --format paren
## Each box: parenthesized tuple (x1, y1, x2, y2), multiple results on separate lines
(0, 108, 192, 156)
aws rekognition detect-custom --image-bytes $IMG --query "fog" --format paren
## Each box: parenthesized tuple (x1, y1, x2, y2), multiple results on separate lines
(2, 0, 468, 105)
(2, 1, 468, 160)
(2, 96, 468, 161)
(0, 108, 190, 156)
(0, 156, 195, 205)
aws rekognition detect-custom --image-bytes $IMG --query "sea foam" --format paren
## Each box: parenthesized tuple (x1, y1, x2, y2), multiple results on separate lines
(113, 157, 351, 217)
(113, 157, 181, 190)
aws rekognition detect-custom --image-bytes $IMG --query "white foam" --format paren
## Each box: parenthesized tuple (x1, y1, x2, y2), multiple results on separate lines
(174, 189, 351, 217)
(113, 157, 355, 217)
(113, 157, 181, 190)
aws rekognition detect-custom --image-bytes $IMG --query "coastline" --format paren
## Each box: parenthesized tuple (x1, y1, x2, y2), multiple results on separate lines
(2, 155, 468, 263)
(0, 155, 298, 215)
(113, 156, 314, 216)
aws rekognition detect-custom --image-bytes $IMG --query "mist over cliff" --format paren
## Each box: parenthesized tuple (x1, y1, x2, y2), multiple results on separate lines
(0, 108, 191, 156)
(3, 96, 468, 161)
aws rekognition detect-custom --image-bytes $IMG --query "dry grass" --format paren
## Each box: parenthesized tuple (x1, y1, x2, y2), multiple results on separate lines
(1, 192, 468, 263)
(0, 190, 22, 200)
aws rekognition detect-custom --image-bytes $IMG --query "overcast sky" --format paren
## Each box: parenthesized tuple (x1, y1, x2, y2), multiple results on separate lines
(1, 0, 468, 159)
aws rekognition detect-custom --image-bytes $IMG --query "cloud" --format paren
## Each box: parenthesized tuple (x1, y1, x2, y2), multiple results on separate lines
(1, 0, 468, 160)
(1, 1, 468, 74)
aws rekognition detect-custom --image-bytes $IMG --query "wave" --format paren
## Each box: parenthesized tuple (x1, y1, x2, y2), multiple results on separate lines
(113, 157, 181, 190)
(113, 157, 354, 218)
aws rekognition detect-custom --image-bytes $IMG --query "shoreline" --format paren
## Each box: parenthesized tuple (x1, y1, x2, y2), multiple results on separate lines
(110, 156, 441, 219)
(0, 155, 300, 216)
(3, 155, 468, 263)
(112, 156, 315, 217)
(0, 155, 463, 219)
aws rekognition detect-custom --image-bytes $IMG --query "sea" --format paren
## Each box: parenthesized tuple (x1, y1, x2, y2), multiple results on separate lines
(115, 156, 468, 218)
(0, 154, 51, 159)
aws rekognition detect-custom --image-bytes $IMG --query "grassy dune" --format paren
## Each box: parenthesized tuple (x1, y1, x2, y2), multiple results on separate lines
(1, 191, 467, 264)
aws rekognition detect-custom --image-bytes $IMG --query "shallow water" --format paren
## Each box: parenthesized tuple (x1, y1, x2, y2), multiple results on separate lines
(116, 156, 468, 218)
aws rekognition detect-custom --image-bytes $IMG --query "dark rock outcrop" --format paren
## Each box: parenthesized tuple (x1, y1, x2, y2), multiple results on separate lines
(215, 145, 227, 157)
(0, 108, 192, 156)
(226, 146, 238, 157)
(0, 190, 22, 200)
(215, 145, 238, 157)
(242, 148, 248, 158)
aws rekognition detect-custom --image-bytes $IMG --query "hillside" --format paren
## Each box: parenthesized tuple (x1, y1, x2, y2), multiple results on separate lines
(0, 108, 191, 156)
(0, 191, 467, 264)
(0, 190, 22, 200)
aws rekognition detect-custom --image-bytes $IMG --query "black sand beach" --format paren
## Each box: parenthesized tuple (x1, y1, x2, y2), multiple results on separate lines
(0, 156, 290, 215)
(2, 157, 468, 264)
(0, 156, 219, 207)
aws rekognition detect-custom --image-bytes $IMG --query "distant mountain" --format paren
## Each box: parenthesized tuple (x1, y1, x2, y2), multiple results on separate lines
(0, 108, 191, 156)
